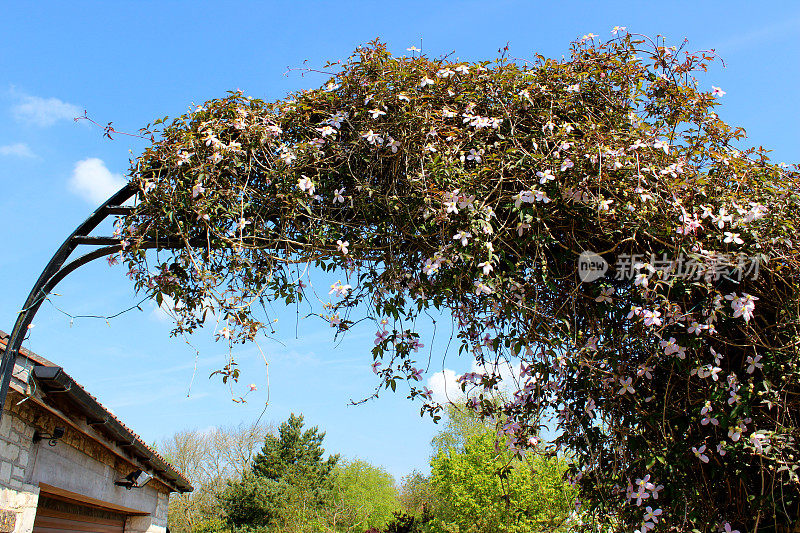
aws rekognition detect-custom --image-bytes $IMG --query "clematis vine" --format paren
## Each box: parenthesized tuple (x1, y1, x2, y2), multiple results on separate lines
(118, 35, 800, 532)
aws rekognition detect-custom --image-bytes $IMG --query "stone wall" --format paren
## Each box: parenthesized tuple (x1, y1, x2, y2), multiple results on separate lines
(0, 408, 39, 533)
(0, 404, 35, 493)
(0, 390, 170, 533)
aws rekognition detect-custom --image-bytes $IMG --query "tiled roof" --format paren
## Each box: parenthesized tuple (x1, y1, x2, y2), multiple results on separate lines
(0, 331, 192, 492)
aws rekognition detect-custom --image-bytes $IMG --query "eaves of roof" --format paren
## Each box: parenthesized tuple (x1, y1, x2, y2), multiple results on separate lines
(0, 331, 193, 493)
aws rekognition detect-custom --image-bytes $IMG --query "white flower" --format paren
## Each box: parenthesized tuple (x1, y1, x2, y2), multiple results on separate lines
(660, 337, 682, 356)
(362, 130, 384, 145)
(453, 231, 472, 246)
(420, 77, 435, 87)
(595, 287, 614, 303)
(406, 45, 420, 52)
(477, 261, 493, 275)
(328, 280, 352, 297)
(423, 257, 442, 276)
(297, 175, 316, 196)
(687, 321, 704, 335)
(641, 309, 662, 327)
(326, 112, 348, 129)
(203, 129, 219, 146)
(653, 140, 670, 154)
(743, 202, 767, 222)
(712, 86, 726, 97)
(536, 169, 555, 184)
(387, 138, 401, 153)
(336, 239, 350, 255)
(618, 377, 634, 395)
(721, 522, 739, 533)
(701, 402, 718, 426)
(208, 152, 223, 164)
(424, 144, 437, 153)
(599, 199, 614, 212)
(692, 445, 709, 463)
(454, 65, 470, 75)
(560, 158, 574, 172)
(177, 151, 194, 165)
(566, 84, 580, 93)
(441, 106, 457, 118)
(192, 182, 205, 198)
(474, 281, 493, 295)
(333, 188, 345, 204)
(629, 139, 648, 151)
(746, 354, 763, 374)
(715, 207, 733, 228)
(236, 217, 251, 231)
(329, 313, 342, 327)
(220, 327, 232, 339)
(532, 189, 551, 203)
(750, 432, 769, 454)
(369, 108, 387, 119)
(436, 68, 455, 78)
(611, 26, 627, 35)
(723, 232, 744, 245)
(279, 148, 296, 165)
(726, 292, 758, 322)
(397, 93, 410, 102)
(465, 148, 483, 163)
(324, 82, 340, 92)
(317, 125, 336, 137)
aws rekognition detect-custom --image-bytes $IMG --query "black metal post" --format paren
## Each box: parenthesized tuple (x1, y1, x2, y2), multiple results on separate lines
(0, 183, 137, 415)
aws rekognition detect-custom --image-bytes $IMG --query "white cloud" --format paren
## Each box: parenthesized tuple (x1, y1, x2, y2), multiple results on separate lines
(69, 158, 126, 205)
(427, 358, 523, 405)
(0, 143, 35, 158)
(12, 94, 81, 127)
(428, 368, 462, 404)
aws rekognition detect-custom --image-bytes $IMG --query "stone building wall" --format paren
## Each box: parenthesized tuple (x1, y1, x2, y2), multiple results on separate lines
(0, 407, 39, 533)
(0, 391, 170, 533)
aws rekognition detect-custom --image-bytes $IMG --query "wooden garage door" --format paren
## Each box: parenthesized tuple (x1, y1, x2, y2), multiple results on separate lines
(32, 495, 125, 533)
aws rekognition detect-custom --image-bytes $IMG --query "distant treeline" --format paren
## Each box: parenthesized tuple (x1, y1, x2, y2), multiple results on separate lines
(158, 407, 577, 533)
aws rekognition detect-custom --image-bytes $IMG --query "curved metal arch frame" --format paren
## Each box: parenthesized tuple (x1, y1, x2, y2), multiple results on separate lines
(0, 183, 140, 414)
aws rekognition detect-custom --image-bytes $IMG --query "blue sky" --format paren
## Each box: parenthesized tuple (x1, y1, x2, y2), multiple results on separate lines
(1, 1, 798, 481)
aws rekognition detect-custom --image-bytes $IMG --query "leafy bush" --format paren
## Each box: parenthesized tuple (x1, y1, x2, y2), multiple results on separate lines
(426, 407, 577, 532)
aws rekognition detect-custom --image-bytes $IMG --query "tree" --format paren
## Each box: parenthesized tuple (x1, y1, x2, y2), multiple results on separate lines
(222, 413, 339, 530)
(251, 413, 338, 486)
(157, 423, 272, 533)
(398, 471, 434, 517)
(122, 34, 800, 531)
(324, 460, 401, 531)
(426, 406, 577, 533)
